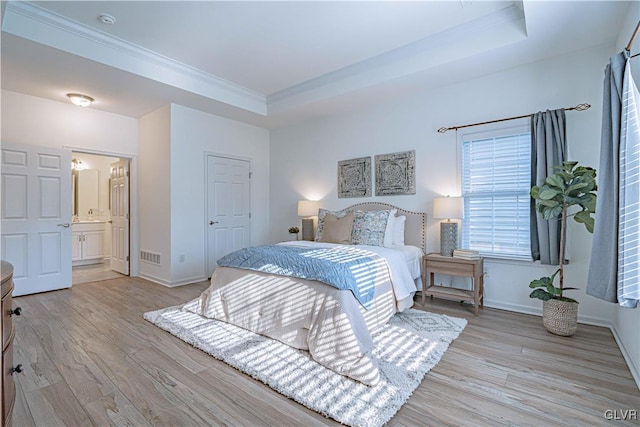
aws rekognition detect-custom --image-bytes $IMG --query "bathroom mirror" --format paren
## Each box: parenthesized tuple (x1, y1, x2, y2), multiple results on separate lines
(73, 169, 99, 219)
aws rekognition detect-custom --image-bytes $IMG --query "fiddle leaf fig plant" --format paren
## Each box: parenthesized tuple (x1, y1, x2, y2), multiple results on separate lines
(529, 161, 597, 304)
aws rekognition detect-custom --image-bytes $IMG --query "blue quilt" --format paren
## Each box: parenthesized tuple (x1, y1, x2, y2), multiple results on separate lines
(217, 245, 382, 307)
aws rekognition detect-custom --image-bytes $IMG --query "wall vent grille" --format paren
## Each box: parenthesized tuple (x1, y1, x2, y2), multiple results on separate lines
(140, 250, 161, 265)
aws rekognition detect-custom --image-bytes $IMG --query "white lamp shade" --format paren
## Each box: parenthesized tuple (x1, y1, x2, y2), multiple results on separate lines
(433, 196, 463, 220)
(297, 200, 319, 217)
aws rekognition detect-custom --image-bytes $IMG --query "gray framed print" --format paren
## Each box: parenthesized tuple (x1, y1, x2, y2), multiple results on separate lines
(375, 150, 416, 196)
(337, 156, 371, 198)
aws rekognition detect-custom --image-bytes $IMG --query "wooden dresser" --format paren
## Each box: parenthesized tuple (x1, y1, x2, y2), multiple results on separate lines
(1, 261, 20, 426)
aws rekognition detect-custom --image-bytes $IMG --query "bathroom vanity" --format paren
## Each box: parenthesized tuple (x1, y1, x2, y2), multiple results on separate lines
(71, 221, 106, 265)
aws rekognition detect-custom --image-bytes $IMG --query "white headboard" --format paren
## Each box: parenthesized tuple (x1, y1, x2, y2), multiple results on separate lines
(343, 202, 426, 252)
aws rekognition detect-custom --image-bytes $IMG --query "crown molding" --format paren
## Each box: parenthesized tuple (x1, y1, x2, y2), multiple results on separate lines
(267, 3, 526, 115)
(3, 1, 527, 119)
(2, 1, 267, 115)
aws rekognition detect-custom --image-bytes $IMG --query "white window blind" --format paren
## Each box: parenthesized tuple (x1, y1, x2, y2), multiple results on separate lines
(461, 128, 532, 260)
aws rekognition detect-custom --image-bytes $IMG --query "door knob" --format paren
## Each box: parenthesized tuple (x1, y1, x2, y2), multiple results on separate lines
(57, 223, 71, 228)
(209, 220, 219, 225)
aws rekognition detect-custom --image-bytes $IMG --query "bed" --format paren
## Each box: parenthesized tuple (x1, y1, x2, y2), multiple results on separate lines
(183, 202, 426, 386)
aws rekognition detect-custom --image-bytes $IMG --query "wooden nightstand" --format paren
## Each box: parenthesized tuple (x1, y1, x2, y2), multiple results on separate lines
(422, 253, 484, 315)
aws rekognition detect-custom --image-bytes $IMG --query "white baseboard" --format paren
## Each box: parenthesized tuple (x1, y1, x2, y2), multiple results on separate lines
(484, 299, 613, 327)
(484, 300, 540, 317)
(138, 272, 171, 287)
(72, 258, 108, 267)
(610, 325, 640, 390)
(138, 273, 206, 288)
(167, 275, 208, 287)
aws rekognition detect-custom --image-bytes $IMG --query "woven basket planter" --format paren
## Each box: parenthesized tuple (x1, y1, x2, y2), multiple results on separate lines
(543, 299, 578, 336)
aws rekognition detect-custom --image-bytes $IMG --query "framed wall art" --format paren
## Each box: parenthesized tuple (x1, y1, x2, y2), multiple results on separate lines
(375, 150, 415, 196)
(337, 156, 371, 198)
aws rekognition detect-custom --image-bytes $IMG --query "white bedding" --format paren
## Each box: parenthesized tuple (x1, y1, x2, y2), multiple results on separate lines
(388, 244, 424, 281)
(183, 241, 421, 385)
(279, 240, 420, 302)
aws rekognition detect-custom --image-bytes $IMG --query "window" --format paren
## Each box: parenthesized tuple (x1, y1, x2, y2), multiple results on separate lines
(460, 124, 531, 260)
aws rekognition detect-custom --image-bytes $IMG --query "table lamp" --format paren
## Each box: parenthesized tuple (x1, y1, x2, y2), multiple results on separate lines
(433, 196, 463, 256)
(297, 200, 319, 241)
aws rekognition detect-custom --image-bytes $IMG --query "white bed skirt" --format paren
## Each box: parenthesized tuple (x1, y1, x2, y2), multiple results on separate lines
(183, 266, 400, 385)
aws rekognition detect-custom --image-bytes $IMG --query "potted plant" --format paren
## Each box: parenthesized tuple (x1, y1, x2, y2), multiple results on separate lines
(288, 226, 300, 240)
(529, 161, 597, 336)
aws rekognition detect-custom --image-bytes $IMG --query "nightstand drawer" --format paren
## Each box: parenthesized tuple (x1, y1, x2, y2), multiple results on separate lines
(426, 259, 475, 276)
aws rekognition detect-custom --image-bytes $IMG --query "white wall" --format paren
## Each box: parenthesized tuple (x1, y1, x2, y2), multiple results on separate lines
(612, 1, 640, 388)
(1, 90, 140, 276)
(138, 103, 270, 286)
(1, 90, 138, 154)
(270, 44, 616, 325)
(138, 105, 173, 284)
(170, 104, 270, 284)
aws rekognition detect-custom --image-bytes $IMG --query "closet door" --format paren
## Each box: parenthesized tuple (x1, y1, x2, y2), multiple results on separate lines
(206, 155, 251, 278)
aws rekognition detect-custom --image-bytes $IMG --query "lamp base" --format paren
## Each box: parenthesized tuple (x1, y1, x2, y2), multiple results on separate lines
(440, 222, 458, 256)
(301, 218, 315, 241)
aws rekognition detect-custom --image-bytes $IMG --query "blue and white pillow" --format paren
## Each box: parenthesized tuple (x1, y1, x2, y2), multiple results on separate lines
(351, 210, 391, 246)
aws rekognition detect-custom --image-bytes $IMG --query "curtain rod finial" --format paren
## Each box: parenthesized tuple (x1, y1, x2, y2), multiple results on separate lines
(437, 127, 449, 133)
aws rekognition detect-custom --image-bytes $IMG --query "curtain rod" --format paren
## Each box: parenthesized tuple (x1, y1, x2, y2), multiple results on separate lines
(626, 21, 640, 52)
(437, 103, 591, 134)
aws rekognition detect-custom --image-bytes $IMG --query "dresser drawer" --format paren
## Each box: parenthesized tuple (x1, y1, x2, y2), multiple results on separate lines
(1, 261, 15, 426)
(1, 298, 11, 352)
(2, 341, 15, 423)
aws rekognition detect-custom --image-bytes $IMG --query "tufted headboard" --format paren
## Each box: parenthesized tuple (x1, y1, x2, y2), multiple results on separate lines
(343, 202, 426, 252)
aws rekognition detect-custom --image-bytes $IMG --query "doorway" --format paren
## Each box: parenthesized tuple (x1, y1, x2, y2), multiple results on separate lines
(71, 152, 131, 285)
(205, 154, 251, 278)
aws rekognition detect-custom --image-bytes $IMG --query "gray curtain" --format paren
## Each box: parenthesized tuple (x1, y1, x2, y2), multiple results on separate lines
(587, 50, 640, 308)
(530, 109, 566, 265)
(586, 53, 624, 303)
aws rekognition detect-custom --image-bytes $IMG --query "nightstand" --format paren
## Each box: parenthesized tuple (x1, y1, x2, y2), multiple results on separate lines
(422, 253, 484, 315)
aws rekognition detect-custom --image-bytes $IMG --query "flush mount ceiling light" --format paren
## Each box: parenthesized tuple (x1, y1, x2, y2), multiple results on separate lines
(98, 13, 116, 25)
(66, 93, 94, 107)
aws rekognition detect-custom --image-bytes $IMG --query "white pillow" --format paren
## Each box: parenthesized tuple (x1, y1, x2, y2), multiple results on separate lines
(393, 215, 406, 245)
(383, 209, 397, 247)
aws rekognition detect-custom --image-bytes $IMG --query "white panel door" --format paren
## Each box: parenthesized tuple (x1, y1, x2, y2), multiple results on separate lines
(206, 155, 251, 278)
(1, 143, 72, 296)
(109, 159, 129, 275)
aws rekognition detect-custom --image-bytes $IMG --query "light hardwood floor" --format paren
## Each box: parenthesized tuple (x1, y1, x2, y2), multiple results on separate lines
(11, 277, 640, 426)
(72, 263, 125, 285)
